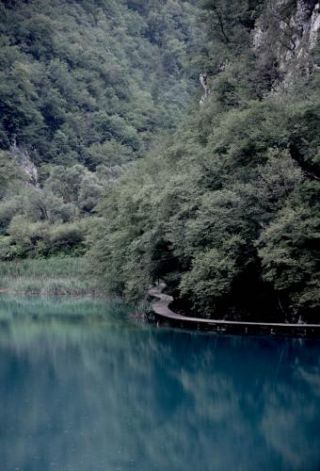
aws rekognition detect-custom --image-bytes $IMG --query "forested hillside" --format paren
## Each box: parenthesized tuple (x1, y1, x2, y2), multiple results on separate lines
(0, 0, 202, 259)
(92, 0, 320, 322)
(1, 0, 203, 164)
(1, 0, 319, 321)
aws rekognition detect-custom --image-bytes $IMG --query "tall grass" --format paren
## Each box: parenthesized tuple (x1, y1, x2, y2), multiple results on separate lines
(0, 257, 86, 278)
(0, 257, 101, 296)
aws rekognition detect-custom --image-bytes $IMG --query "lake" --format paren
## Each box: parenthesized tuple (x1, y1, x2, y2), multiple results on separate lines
(0, 296, 320, 471)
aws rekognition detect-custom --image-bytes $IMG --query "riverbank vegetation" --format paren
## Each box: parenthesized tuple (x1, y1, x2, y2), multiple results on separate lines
(0, 257, 99, 296)
(0, 0, 319, 323)
(91, 0, 320, 323)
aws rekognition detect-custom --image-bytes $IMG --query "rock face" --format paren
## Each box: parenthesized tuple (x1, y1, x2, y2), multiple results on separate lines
(254, 0, 320, 87)
(287, 0, 320, 67)
(10, 143, 39, 187)
(199, 73, 210, 106)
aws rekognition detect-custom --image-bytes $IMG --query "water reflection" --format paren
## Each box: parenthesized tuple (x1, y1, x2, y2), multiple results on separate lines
(0, 297, 319, 471)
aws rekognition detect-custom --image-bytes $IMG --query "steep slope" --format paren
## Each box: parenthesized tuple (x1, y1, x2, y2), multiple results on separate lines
(0, 0, 202, 168)
(0, 0, 203, 261)
(92, 0, 320, 322)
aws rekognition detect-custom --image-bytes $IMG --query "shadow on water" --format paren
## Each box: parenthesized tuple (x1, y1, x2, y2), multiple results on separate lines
(0, 296, 320, 471)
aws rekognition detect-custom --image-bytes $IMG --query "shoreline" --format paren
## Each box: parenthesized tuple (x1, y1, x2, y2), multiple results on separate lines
(148, 283, 320, 338)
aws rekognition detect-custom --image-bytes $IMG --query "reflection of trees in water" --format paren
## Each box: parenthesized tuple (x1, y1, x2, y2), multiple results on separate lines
(0, 322, 320, 471)
(0, 295, 130, 326)
(260, 350, 320, 471)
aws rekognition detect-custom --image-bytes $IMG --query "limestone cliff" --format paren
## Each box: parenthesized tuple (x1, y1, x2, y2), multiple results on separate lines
(254, 0, 320, 88)
(10, 143, 39, 188)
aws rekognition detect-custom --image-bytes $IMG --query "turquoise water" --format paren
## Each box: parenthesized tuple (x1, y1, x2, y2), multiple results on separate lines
(0, 297, 320, 471)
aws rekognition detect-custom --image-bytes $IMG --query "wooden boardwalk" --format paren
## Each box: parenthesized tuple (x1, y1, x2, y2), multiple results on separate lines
(148, 284, 320, 336)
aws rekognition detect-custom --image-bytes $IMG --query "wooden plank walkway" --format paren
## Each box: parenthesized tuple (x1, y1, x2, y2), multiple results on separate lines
(148, 284, 320, 335)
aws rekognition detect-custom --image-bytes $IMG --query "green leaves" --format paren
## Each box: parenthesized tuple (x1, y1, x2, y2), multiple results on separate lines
(1, 0, 318, 321)
(180, 236, 244, 311)
(0, 0, 202, 166)
(258, 181, 320, 316)
(91, 64, 320, 319)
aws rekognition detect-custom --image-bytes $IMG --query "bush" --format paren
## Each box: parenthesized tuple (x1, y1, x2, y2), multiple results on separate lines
(0, 236, 17, 261)
(48, 223, 85, 254)
(0, 199, 20, 233)
(8, 216, 49, 257)
(8, 216, 85, 257)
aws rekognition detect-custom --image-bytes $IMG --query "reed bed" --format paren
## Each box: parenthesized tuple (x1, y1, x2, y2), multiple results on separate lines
(0, 257, 100, 296)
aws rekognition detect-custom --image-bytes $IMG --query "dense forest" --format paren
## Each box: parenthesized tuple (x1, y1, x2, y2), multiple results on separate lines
(0, 0, 202, 257)
(91, 0, 320, 322)
(0, 0, 320, 322)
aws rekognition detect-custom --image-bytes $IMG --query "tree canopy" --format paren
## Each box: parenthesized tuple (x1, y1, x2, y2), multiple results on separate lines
(91, 0, 320, 322)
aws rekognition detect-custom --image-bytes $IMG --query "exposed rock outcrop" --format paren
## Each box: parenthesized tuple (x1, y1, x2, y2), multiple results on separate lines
(254, 0, 320, 88)
(10, 141, 39, 188)
(199, 73, 210, 106)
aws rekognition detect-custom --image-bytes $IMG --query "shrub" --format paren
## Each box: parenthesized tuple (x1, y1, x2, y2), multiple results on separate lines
(48, 223, 85, 254)
(0, 236, 17, 261)
(0, 199, 20, 233)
